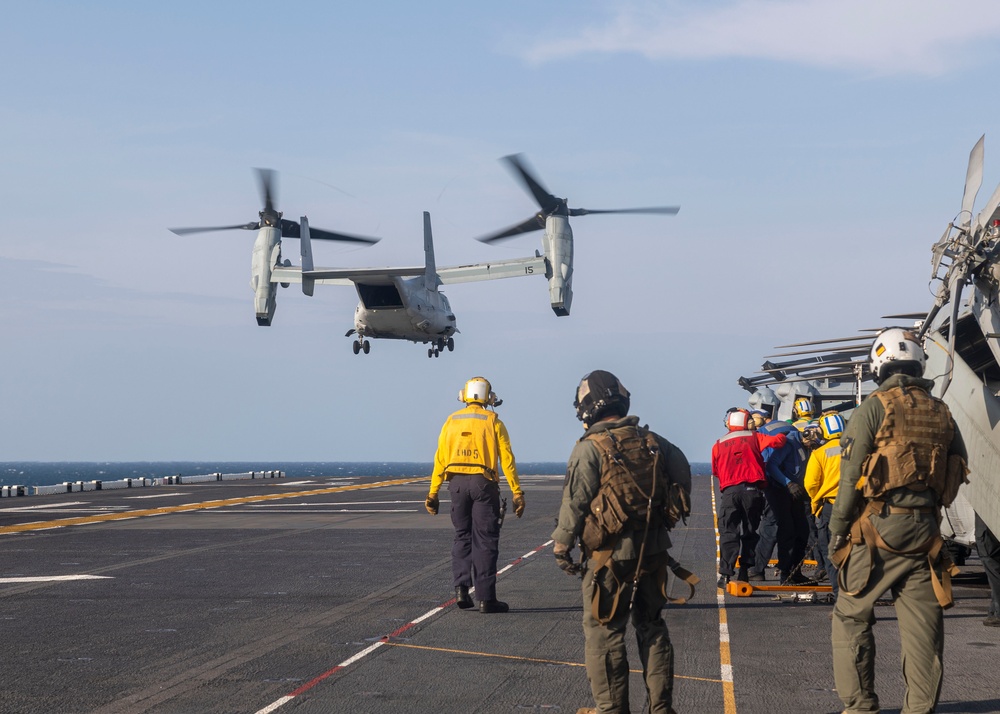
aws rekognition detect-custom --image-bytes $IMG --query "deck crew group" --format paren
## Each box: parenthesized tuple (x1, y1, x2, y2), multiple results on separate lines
(418, 330, 1000, 714)
(713, 327, 1000, 714)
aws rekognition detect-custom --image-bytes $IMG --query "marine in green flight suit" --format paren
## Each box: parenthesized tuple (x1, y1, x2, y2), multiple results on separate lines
(552, 371, 692, 714)
(829, 329, 968, 714)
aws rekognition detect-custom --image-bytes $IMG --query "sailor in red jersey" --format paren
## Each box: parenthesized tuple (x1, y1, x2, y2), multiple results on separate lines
(711, 409, 788, 587)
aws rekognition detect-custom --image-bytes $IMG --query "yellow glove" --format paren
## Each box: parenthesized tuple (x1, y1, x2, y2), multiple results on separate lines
(513, 493, 525, 518)
(425, 495, 439, 515)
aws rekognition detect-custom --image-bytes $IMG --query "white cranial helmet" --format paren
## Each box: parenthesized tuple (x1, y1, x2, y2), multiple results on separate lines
(459, 376, 497, 406)
(869, 328, 926, 384)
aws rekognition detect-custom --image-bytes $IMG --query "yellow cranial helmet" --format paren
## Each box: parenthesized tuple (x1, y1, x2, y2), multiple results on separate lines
(819, 413, 845, 441)
(459, 376, 497, 406)
(793, 398, 815, 420)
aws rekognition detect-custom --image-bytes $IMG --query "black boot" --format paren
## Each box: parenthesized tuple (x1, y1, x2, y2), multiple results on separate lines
(455, 586, 473, 609)
(479, 599, 509, 613)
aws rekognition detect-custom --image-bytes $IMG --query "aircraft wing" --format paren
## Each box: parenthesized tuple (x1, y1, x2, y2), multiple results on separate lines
(270, 265, 424, 286)
(271, 255, 546, 287)
(436, 256, 547, 285)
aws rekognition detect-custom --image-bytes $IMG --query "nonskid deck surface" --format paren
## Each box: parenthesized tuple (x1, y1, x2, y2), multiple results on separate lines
(0, 474, 996, 713)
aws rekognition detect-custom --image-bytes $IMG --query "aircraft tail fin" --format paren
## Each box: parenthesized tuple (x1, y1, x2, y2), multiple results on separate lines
(300, 215, 315, 296)
(423, 211, 439, 290)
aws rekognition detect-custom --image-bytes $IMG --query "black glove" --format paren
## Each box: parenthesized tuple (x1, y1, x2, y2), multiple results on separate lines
(787, 482, 807, 502)
(425, 495, 439, 515)
(553, 542, 580, 576)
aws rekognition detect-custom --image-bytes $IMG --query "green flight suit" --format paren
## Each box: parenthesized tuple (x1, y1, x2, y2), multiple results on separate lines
(829, 374, 967, 714)
(552, 415, 692, 714)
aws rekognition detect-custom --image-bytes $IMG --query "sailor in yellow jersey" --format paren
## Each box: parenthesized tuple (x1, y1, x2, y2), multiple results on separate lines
(803, 412, 844, 596)
(425, 376, 525, 613)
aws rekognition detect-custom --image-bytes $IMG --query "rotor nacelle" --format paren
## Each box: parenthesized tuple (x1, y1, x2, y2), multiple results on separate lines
(543, 214, 574, 316)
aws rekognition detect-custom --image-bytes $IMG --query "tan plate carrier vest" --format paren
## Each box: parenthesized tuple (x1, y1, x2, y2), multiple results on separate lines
(836, 385, 969, 608)
(581, 425, 697, 623)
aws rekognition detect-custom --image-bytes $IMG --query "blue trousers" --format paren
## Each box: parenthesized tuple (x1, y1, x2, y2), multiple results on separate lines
(448, 474, 501, 602)
(815, 501, 838, 597)
(753, 482, 808, 577)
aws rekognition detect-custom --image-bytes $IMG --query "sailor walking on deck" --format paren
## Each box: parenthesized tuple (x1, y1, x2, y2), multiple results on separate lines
(551, 370, 692, 714)
(829, 328, 968, 714)
(425, 376, 525, 614)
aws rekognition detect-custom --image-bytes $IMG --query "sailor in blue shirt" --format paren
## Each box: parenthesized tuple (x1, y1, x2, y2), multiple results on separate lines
(749, 410, 811, 584)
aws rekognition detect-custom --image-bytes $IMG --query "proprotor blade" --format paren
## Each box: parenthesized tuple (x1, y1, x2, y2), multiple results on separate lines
(279, 219, 380, 245)
(961, 135, 985, 229)
(569, 206, 680, 216)
(255, 168, 277, 215)
(502, 154, 563, 215)
(476, 213, 546, 243)
(169, 222, 260, 236)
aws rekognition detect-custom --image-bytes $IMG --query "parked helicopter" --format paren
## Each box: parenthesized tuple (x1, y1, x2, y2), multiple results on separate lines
(735, 134, 1000, 544)
(172, 157, 680, 356)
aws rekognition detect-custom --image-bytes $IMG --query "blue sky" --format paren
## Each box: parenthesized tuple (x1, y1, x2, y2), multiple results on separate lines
(3, 1, 1000, 463)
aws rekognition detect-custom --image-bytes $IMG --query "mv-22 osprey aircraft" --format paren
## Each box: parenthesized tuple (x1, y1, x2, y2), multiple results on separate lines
(171, 157, 679, 358)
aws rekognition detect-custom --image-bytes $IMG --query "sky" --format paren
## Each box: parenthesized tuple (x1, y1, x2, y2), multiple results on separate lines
(3, 0, 1000, 464)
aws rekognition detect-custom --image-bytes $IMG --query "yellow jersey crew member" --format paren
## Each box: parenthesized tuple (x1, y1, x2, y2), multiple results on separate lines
(829, 328, 968, 714)
(803, 412, 845, 597)
(425, 376, 525, 614)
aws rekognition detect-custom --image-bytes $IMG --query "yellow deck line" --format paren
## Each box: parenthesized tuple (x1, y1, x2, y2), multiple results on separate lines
(710, 479, 738, 714)
(0, 477, 428, 535)
(382, 642, 721, 683)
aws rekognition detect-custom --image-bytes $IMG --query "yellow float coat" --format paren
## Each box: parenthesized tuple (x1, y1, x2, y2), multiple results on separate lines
(428, 404, 522, 498)
(804, 437, 841, 516)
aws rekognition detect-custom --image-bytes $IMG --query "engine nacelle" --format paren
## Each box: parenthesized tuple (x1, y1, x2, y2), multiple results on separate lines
(251, 225, 281, 326)
(542, 214, 574, 316)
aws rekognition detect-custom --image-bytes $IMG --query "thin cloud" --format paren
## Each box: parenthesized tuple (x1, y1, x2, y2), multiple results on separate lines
(521, 0, 1000, 76)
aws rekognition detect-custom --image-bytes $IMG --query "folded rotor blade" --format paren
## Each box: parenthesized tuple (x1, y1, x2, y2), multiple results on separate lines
(881, 312, 927, 320)
(961, 135, 985, 229)
(169, 222, 259, 236)
(774, 335, 871, 349)
(764, 345, 870, 359)
(477, 213, 546, 243)
(569, 206, 680, 217)
(974, 178, 1000, 238)
(757, 358, 863, 373)
(279, 219, 380, 245)
(502, 154, 562, 215)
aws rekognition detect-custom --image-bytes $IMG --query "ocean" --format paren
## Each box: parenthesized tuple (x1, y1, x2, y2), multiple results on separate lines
(0, 462, 712, 489)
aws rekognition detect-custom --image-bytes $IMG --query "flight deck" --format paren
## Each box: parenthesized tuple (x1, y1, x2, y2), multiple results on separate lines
(1, 473, 997, 713)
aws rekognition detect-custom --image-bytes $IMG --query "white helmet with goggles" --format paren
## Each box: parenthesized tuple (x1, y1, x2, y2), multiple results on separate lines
(869, 328, 926, 384)
(459, 376, 499, 406)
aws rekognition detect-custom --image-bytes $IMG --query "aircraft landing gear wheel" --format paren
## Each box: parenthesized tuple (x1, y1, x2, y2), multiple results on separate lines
(428, 348, 434, 358)
(434, 348, 440, 358)
(362, 340, 370, 354)
(447, 337, 454, 352)
(352, 340, 361, 355)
